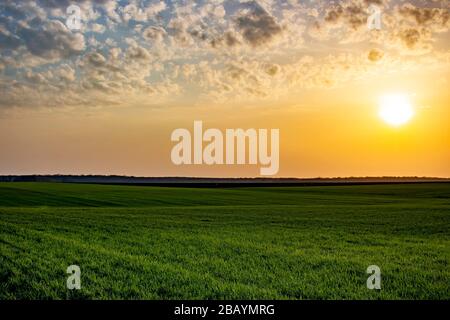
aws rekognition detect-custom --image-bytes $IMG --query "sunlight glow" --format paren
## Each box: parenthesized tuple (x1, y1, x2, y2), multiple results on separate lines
(379, 94, 414, 126)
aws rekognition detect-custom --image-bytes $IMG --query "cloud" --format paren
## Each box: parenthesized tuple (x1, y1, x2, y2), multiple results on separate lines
(126, 44, 152, 61)
(143, 26, 166, 42)
(18, 20, 85, 60)
(90, 23, 106, 33)
(0, 29, 21, 50)
(55, 64, 76, 82)
(263, 63, 280, 76)
(87, 51, 107, 67)
(398, 28, 423, 49)
(121, 0, 167, 22)
(368, 48, 384, 62)
(167, 18, 193, 46)
(377, 3, 450, 55)
(235, 1, 284, 47)
(307, 0, 386, 41)
(398, 3, 449, 31)
(0, 0, 449, 111)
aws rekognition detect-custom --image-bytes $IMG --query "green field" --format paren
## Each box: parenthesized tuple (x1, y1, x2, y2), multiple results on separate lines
(0, 182, 449, 299)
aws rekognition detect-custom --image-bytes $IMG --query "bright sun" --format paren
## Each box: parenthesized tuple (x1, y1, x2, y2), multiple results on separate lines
(379, 94, 414, 126)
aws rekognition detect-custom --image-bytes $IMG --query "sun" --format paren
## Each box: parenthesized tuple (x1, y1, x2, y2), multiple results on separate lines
(378, 94, 414, 126)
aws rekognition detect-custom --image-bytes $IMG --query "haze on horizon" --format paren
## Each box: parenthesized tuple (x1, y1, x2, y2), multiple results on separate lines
(0, 0, 449, 178)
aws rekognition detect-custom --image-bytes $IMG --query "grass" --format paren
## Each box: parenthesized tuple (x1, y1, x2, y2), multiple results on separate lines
(0, 182, 449, 300)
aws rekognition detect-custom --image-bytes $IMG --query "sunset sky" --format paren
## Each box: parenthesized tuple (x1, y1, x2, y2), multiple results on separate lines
(0, 0, 449, 178)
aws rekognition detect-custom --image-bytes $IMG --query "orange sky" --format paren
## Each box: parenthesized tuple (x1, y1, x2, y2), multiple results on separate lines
(0, 1, 449, 178)
(1, 66, 448, 178)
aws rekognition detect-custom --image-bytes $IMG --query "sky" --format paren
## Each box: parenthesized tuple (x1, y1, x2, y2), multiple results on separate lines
(0, 0, 449, 178)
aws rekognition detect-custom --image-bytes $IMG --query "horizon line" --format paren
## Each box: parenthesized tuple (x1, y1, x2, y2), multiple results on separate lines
(1, 174, 449, 180)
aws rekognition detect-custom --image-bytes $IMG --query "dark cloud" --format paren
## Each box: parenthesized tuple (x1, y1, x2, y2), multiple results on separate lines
(224, 31, 240, 47)
(143, 26, 166, 42)
(368, 48, 383, 62)
(390, 3, 449, 53)
(1, 2, 27, 20)
(37, 0, 72, 9)
(87, 52, 106, 67)
(126, 45, 151, 61)
(363, 0, 386, 6)
(324, 3, 367, 31)
(324, 6, 344, 24)
(398, 28, 423, 49)
(211, 31, 240, 48)
(236, 1, 283, 47)
(189, 28, 209, 42)
(18, 20, 85, 60)
(167, 18, 191, 45)
(37, 0, 113, 9)
(0, 30, 21, 50)
(263, 63, 280, 76)
(0, 0, 449, 110)
(399, 4, 449, 27)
